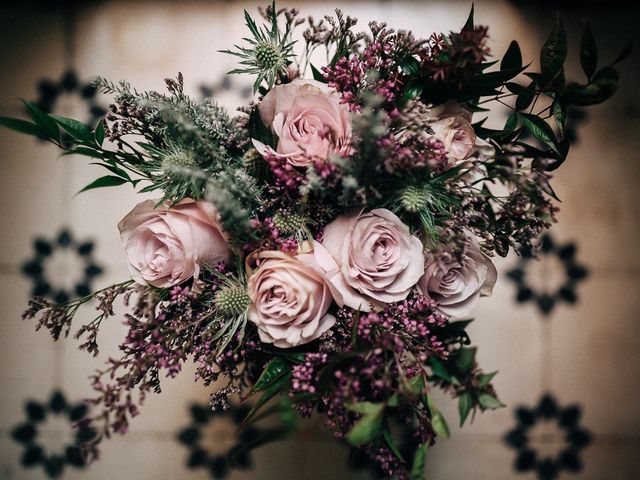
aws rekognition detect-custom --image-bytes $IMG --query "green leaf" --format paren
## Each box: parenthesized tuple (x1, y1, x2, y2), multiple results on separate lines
(506, 81, 535, 111)
(50, 114, 93, 143)
(580, 23, 598, 80)
(458, 392, 473, 427)
(251, 358, 290, 394)
(462, 4, 474, 32)
(519, 113, 559, 154)
(403, 82, 423, 102)
(347, 401, 385, 415)
(428, 357, 453, 383)
(478, 393, 505, 410)
(90, 162, 132, 182)
(501, 41, 522, 71)
(504, 112, 518, 133)
(94, 120, 105, 146)
(540, 16, 567, 83)
(0, 117, 42, 137)
(310, 64, 326, 83)
(242, 373, 291, 427)
(410, 443, 429, 480)
(346, 403, 384, 446)
(382, 421, 405, 463)
(77, 175, 128, 194)
(611, 39, 632, 66)
(426, 395, 450, 438)
(400, 56, 421, 76)
(564, 66, 619, 106)
(477, 371, 498, 388)
(552, 98, 567, 137)
(23, 101, 59, 140)
(455, 347, 477, 372)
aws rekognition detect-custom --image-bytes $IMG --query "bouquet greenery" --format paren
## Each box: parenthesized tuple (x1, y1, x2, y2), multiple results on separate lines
(1, 3, 628, 478)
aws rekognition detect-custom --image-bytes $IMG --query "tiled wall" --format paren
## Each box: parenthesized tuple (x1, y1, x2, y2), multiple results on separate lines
(0, 1, 638, 479)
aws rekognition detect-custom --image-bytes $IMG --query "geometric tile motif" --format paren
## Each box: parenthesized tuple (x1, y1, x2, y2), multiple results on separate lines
(21, 228, 103, 303)
(506, 234, 588, 316)
(10, 390, 96, 478)
(504, 394, 592, 480)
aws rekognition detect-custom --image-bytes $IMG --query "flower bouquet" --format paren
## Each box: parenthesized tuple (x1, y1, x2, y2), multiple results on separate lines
(1, 3, 627, 478)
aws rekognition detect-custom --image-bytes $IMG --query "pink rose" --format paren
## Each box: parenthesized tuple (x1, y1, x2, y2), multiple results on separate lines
(257, 79, 352, 167)
(314, 209, 425, 311)
(431, 116, 476, 162)
(418, 235, 497, 318)
(430, 101, 476, 162)
(247, 250, 338, 348)
(118, 199, 230, 288)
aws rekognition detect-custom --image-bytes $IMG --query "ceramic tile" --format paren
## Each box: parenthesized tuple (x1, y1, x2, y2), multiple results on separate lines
(550, 275, 640, 437)
(0, 275, 57, 431)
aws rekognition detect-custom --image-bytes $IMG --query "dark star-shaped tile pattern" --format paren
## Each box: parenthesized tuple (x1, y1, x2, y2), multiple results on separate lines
(22, 228, 103, 303)
(506, 234, 588, 316)
(11, 390, 97, 478)
(504, 394, 592, 480)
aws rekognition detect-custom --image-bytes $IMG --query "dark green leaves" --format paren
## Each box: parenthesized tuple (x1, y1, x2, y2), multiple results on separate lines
(580, 23, 598, 80)
(519, 112, 559, 154)
(250, 358, 290, 394)
(458, 392, 473, 427)
(77, 175, 129, 194)
(0, 117, 41, 137)
(50, 115, 93, 143)
(565, 66, 619, 106)
(462, 4, 474, 32)
(23, 101, 59, 140)
(426, 395, 450, 438)
(501, 41, 522, 71)
(410, 443, 429, 480)
(346, 402, 385, 446)
(540, 16, 567, 85)
(454, 347, 477, 373)
(478, 393, 505, 410)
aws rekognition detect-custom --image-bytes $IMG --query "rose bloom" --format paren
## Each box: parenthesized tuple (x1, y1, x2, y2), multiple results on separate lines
(118, 198, 230, 288)
(257, 79, 352, 167)
(430, 101, 476, 162)
(314, 208, 425, 311)
(247, 250, 338, 348)
(418, 235, 497, 318)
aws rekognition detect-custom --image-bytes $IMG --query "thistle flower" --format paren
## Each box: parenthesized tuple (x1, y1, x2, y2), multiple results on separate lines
(222, 1, 297, 92)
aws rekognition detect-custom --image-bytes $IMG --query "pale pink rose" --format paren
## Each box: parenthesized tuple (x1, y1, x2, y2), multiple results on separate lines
(118, 198, 230, 288)
(314, 209, 425, 311)
(247, 250, 338, 348)
(418, 235, 497, 318)
(257, 79, 352, 167)
(431, 115, 476, 162)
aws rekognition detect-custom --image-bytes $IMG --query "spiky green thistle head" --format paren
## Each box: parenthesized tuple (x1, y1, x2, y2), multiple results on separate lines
(214, 286, 250, 316)
(273, 212, 306, 235)
(161, 151, 196, 174)
(255, 42, 282, 70)
(400, 185, 428, 213)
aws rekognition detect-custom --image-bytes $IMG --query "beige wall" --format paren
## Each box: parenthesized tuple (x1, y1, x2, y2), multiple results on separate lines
(0, 1, 639, 478)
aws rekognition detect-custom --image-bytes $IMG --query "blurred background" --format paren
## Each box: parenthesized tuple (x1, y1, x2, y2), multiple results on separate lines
(0, 0, 639, 479)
